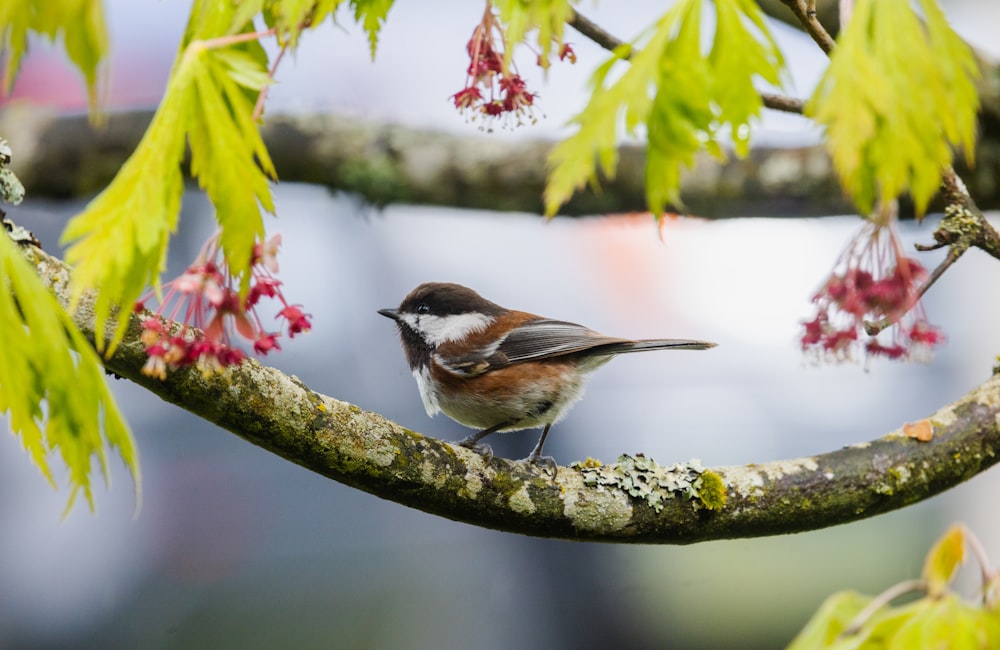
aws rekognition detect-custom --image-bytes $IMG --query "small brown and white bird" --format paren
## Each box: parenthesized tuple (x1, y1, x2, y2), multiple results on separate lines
(378, 282, 716, 467)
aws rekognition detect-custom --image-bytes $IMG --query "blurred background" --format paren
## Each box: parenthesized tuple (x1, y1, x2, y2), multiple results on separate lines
(2, 1, 1000, 648)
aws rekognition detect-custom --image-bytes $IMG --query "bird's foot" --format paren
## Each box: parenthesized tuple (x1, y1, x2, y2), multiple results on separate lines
(457, 436, 494, 461)
(523, 452, 557, 475)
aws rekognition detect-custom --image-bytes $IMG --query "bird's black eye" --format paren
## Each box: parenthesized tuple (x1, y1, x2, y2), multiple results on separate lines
(416, 303, 430, 314)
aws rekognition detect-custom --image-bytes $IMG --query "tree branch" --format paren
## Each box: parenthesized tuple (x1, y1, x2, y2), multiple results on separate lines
(0, 108, 853, 217)
(20, 239, 1000, 543)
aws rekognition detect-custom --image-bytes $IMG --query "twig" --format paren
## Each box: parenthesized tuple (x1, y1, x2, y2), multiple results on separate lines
(962, 526, 998, 602)
(567, 10, 627, 55)
(196, 27, 277, 52)
(254, 43, 288, 122)
(779, 0, 837, 55)
(864, 167, 998, 336)
(760, 92, 805, 114)
(841, 579, 926, 637)
(863, 245, 961, 335)
(935, 168, 1000, 262)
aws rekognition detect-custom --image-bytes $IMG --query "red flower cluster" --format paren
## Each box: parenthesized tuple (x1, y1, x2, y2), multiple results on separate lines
(137, 232, 311, 379)
(801, 222, 943, 362)
(451, 6, 574, 128)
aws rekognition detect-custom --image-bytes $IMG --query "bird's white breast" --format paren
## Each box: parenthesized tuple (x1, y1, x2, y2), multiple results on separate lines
(412, 366, 441, 417)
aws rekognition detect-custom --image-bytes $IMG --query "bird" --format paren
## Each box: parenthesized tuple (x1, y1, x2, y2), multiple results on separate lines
(378, 282, 716, 468)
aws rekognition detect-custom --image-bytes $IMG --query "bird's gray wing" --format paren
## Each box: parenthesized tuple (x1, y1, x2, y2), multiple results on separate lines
(436, 319, 626, 375)
(494, 319, 628, 363)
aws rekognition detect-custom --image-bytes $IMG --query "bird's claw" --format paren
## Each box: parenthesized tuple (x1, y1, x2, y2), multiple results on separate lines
(524, 453, 557, 475)
(458, 439, 494, 461)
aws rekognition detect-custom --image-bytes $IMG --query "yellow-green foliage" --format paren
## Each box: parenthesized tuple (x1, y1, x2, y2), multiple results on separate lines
(544, 0, 783, 217)
(806, 0, 979, 215)
(493, 0, 573, 70)
(347, 0, 395, 59)
(0, 234, 139, 512)
(59, 0, 396, 355)
(790, 525, 1000, 649)
(0, 0, 108, 111)
(2, 0, 397, 512)
(61, 8, 276, 353)
(1, 145, 136, 513)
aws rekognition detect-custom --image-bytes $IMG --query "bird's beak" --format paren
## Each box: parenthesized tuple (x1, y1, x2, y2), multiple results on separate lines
(377, 308, 400, 321)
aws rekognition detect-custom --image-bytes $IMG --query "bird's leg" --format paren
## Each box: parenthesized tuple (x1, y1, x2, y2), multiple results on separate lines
(457, 421, 511, 460)
(524, 424, 557, 474)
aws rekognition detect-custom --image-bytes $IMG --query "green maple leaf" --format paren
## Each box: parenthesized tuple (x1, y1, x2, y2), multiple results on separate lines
(494, 0, 574, 70)
(62, 3, 277, 351)
(0, 233, 138, 512)
(351, 0, 395, 59)
(545, 0, 783, 217)
(806, 0, 979, 215)
(1, 0, 108, 111)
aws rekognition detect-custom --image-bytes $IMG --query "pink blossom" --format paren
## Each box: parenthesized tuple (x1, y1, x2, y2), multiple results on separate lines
(449, 5, 569, 129)
(138, 230, 311, 378)
(801, 221, 943, 363)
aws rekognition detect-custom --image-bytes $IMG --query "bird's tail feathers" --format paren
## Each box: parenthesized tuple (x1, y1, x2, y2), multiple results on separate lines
(604, 338, 717, 354)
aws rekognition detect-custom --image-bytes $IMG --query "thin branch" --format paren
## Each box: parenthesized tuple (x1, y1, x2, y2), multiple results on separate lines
(567, 10, 626, 55)
(864, 168, 997, 336)
(841, 579, 927, 636)
(778, 0, 837, 55)
(923, 168, 1000, 262)
(760, 92, 805, 114)
(962, 526, 998, 600)
(254, 42, 288, 122)
(197, 27, 277, 52)
(937, 169, 1000, 262)
(759, 0, 841, 37)
(21, 241, 1000, 543)
(863, 245, 961, 336)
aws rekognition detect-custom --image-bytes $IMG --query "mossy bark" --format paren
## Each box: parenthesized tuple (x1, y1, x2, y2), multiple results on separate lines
(9, 108, 1000, 218)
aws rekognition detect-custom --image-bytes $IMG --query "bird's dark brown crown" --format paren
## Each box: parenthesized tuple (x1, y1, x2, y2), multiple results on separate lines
(398, 282, 507, 317)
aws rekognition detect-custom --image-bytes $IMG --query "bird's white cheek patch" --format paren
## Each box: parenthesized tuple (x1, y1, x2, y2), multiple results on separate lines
(405, 313, 494, 346)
